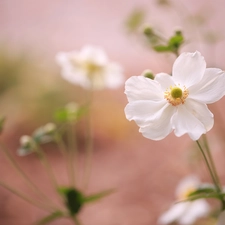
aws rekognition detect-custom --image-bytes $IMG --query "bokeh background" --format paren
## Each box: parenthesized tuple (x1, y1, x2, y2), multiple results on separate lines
(1, 0, 225, 224)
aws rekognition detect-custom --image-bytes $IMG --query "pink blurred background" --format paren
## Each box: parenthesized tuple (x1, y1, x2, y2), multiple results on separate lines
(1, 0, 225, 224)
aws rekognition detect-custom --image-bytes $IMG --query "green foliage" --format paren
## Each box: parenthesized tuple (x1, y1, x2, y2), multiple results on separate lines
(153, 31, 184, 55)
(178, 185, 225, 202)
(54, 103, 87, 123)
(83, 189, 115, 203)
(58, 187, 84, 215)
(35, 211, 65, 225)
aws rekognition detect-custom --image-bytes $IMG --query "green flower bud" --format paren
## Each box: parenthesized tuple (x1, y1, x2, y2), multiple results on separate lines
(142, 69, 154, 79)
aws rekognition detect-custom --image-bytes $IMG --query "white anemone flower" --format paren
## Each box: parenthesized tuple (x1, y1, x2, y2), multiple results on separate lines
(56, 45, 124, 90)
(158, 176, 210, 225)
(125, 51, 225, 140)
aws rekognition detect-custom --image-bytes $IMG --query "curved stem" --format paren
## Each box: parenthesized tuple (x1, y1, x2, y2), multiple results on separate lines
(196, 140, 225, 210)
(202, 135, 221, 188)
(83, 89, 94, 190)
(68, 123, 78, 187)
(55, 135, 74, 187)
(0, 142, 55, 205)
(0, 180, 54, 212)
(37, 147, 58, 190)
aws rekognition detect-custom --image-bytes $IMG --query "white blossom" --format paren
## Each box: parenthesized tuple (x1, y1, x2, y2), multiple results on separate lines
(158, 176, 210, 225)
(56, 45, 124, 90)
(125, 51, 225, 140)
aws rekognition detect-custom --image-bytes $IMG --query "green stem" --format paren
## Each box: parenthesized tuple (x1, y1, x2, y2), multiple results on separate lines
(72, 215, 82, 225)
(83, 89, 93, 190)
(202, 135, 221, 188)
(0, 180, 54, 211)
(0, 142, 54, 205)
(36, 147, 58, 191)
(196, 140, 225, 210)
(68, 123, 78, 187)
(55, 135, 74, 187)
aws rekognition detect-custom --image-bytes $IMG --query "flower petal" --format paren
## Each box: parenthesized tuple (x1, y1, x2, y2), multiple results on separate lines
(158, 202, 189, 225)
(104, 62, 124, 88)
(178, 200, 210, 225)
(154, 73, 175, 91)
(79, 45, 108, 65)
(139, 104, 175, 140)
(188, 68, 225, 104)
(124, 76, 164, 102)
(125, 100, 168, 127)
(172, 100, 213, 140)
(172, 52, 206, 87)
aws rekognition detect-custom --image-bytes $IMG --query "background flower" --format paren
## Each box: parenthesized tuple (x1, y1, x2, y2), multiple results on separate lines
(158, 176, 210, 225)
(56, 45, 124, 90)
(125, 51, 225, 141)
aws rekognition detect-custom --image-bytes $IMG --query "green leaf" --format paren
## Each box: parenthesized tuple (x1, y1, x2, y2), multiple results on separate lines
(188, 187, 216, 197)
(54, 104, 87, 123)
(0, 116, 5, 134)
(35, 211, 65, 225)
(58, 187, 84, 215)
(153, 45, 172, 52)
(168, 35, 184, 47)
(84, 189, 115, 203)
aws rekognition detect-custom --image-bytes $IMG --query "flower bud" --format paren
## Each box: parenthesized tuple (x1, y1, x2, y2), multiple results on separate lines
(142, 69, 154, 79)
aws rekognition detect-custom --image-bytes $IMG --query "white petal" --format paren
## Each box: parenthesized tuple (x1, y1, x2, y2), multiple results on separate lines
(104, 62, 124, 89)
(178, 200, 210, 225)
(217, 210, 225, 225)
(139, 104, 175, 140)
(125, 100, 168, 127)
(172, 51, 206, 87)
(158, 202, 189, 224)
(124, 76, 164, 102)
(172, 100, 213, 140)
(189, 68, 225, 104)
(79, 45, 108, 65)
(154, 73, 175, 91)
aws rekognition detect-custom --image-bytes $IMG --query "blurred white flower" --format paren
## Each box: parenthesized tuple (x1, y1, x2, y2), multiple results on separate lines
(158, 176, 210, 225)
(56, 45, 124, 90)
(217, 210, 225, 225)
(124, 51, 225, 140)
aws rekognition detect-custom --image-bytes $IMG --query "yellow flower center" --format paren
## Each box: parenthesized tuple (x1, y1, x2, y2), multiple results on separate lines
(164, 85, 189, 106)
(84, 62, 103, 74)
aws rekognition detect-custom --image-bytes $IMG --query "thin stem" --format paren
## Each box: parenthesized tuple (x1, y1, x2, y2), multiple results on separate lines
(0, 180, 54, 212)
(196, 140, 220, 191)
(0, 142, 54, 205)
(37, 148, 58, 191)
(72, 215, 82, 225)
(202, 135, 221, 188)
(196, 140, 225, 210)
(83, 89, 94, 190)
(55, 135, 74, 186)
(68, 123, 78, 187)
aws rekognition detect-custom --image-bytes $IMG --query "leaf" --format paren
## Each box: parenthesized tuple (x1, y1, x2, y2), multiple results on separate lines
(188, 187, 216, 197)
(84, 189, 115, 203)
(168, 35, 184, 48)
(153, 45, 172, 52)
(58, 187, 84, 215)
(0, 116, 5, 134)
(35, 211, 65, 225)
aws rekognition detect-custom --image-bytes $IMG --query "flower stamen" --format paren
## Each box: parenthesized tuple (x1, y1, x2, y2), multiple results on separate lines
(164, 86, 189, 106)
